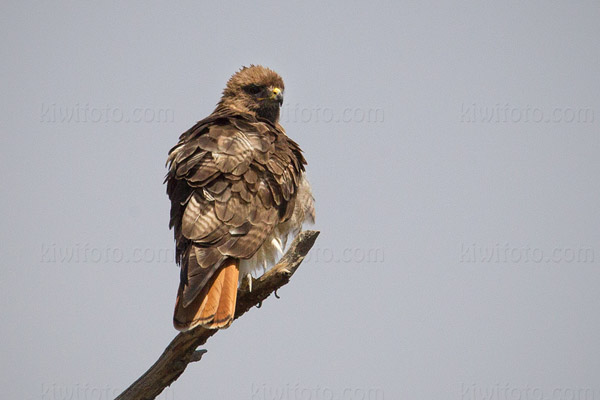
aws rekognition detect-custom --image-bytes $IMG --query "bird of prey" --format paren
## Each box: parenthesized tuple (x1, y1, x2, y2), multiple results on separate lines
(165, 65, 315, 331)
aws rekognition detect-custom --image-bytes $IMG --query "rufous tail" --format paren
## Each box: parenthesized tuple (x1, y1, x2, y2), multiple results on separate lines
(173, 258, 239, 331)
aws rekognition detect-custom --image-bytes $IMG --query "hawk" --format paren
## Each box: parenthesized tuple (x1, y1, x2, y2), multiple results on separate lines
(165, 65, 315, 331)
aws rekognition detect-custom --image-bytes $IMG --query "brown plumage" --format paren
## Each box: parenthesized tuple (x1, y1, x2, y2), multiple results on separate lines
(166, 65, 315, 331)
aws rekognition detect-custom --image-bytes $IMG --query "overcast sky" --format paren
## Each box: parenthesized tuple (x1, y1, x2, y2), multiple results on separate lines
(2, 1, 600, 399)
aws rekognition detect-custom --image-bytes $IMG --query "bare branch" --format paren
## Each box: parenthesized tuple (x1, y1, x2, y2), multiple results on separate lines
(115, 230, 320, 400)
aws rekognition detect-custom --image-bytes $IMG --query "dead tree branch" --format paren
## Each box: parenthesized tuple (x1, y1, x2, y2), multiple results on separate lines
(115, 230, 320, 400)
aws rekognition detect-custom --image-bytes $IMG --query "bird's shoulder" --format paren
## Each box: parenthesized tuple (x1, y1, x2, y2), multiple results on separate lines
(166, 110, 304, 188)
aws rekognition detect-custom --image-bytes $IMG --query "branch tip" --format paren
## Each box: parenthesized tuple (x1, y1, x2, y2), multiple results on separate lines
(190, 349, 207, 363)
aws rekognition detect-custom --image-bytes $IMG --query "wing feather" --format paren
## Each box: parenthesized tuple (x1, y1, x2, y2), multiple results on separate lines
(166, 113, 306, 308)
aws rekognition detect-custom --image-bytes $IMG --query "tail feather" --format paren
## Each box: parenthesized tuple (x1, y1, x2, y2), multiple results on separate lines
(196, 266, 225, 324)
(173, 258, 239, 331)
(213, 265, 239, 327)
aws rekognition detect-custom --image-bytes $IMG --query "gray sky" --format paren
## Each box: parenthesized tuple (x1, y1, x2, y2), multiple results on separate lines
(2, 1, 600, 399)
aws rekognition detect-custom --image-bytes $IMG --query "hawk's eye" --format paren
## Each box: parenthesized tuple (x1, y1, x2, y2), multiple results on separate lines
(244, 84, 263, 95)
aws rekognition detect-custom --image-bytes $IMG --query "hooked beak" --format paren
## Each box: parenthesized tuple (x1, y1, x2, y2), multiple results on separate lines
(269, 87, 284, 106)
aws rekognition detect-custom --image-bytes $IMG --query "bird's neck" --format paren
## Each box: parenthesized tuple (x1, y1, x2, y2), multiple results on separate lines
(255, 104, 280, 124)
(216, 100, 280, 124)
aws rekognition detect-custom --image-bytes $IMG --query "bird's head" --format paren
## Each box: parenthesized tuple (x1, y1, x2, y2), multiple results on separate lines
(219, 65, 285, 123)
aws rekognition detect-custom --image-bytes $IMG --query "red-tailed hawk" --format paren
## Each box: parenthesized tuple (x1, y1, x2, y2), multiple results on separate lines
(165, 66, 315, 331)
